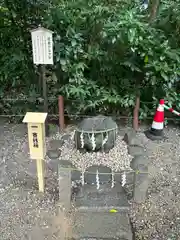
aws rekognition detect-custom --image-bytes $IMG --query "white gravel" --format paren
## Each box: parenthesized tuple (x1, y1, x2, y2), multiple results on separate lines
(130, 126, 180, 240)
(1, 121, 180, 239)
(0, 122, 67, 239)
(58, 133, 133, 171)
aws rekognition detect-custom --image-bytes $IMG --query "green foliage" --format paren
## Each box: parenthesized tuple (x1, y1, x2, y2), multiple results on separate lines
(0, 0, 50, 90)
(1, 0, 180, 121)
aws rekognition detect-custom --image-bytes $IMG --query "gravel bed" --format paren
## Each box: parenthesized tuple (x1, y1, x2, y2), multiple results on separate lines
(0, 121, 180, 239)
(58, 134, 133, 171)
(0, 122, 69, 239)
(130, 127, 180, 240)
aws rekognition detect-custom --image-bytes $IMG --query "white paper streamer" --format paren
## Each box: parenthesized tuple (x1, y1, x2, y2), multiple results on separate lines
(122, 172, 126, 187)
(91, 133, 96, 150)
(96, 169, 100, 189)
(81, 171, 85, 186)
(111, 170, 115, 188)
(80, 132, 84, 148)
(102, 133, 108, 147)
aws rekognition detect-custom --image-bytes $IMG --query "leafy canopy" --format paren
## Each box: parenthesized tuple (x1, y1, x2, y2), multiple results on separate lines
(1, 0, 180, 119)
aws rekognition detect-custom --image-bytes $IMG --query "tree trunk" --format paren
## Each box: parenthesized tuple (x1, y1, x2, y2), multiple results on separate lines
(133, 94, 140, 131)
(149, 0, 160, 22)
(132, 0, 160, 131)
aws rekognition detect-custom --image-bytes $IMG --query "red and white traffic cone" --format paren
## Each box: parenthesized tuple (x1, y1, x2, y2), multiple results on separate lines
(145, 99, 165, 140)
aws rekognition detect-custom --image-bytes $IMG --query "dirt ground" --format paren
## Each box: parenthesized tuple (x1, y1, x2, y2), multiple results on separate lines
(0, 119, 180, 239)
(0, 120, 69, 240)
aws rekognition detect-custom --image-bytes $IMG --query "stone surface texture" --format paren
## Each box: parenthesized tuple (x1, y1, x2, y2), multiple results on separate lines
(72, 212, 132, 240)
(1, 122, 180, 239)
(56, 128, 147, 239)
(74, 115, 118, 151)
(84, 165, 112, 184)
(124, 130, 149, 203)
(59, 134, 133, 172)
(74, 182, 130, 210)
(71, 178, 132, 240)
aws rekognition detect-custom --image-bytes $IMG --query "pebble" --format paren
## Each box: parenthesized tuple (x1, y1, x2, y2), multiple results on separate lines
(1, 123, 180, 239)
(57, 134, 133, 172)
(130, 127, 180, 239)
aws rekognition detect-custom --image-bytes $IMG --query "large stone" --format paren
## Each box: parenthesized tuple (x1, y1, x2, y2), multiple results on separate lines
(114, 171, 134, 186)
(72, 211, 133, 240)
(124, 130, 148, 148)
(127, 157, 149, 203)
(58, 160, 77, 210)
(133, 165, 149, 203)
(71, 169, 81, 182)
(61, 134, 71, 142)
(58, 164, 71, 211)
(74, 182, 129, 211)
(72, 173, 133, 239)
(47, 139, 63, 160)
(58, 160, 75, 168)
(49, 139, 64, 149)
(130, 155, 149, 170)
(84, 165, 112, 185)
(47, 149, 61, 159)
(128, 145, 145, 156)
(74, 115, 117, 152)
(123, 130, 137, 145)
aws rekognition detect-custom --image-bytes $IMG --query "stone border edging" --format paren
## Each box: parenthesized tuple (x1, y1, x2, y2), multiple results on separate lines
(123, 130, 149, 203)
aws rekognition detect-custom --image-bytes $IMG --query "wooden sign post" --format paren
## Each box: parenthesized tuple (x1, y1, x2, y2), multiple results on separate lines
(30, 27, 54, 136)
(23, 112, 48, 192)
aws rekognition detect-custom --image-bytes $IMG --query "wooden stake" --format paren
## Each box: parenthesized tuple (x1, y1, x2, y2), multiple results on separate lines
(36, 159, 45, 192)
(58, 96, 65, 130)
(58, 166, 71, 210)
(133, 95, 140, 131)
(41, 64, 49, 136)
(149, 0, 160, 22)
